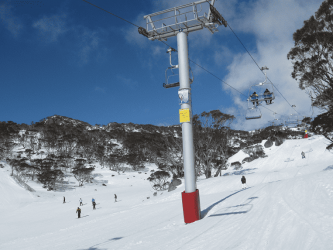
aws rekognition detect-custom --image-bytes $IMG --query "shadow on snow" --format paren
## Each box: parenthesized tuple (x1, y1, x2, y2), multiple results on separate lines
(201, 189, 251, 218)
(209, 197, 258, 217)
(81, 237, 124, 250)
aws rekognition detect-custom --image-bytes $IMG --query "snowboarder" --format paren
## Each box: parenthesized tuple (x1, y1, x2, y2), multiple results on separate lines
(250, 92, 259, 106)
(114, 194, 117, 202)
(79, 198, 83, 206)
(241, 176, 247, 189)
(301, 151, 305, 159)
(63, 196, 65, 203)
(76, 207, 81, 218)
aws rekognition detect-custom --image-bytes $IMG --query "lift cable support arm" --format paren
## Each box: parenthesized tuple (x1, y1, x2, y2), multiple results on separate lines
(138, 0, 227, 41)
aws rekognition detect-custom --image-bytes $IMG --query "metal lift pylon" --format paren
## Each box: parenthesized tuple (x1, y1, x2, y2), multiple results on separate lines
(139, 0, 227, 224)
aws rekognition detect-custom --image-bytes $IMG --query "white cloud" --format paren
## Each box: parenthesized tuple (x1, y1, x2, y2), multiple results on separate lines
(32, 14, 67, 42)
(219, 0, 323, 130)
(78, 28, 100, 64)
(32, 11, 109, 65)
(0, 3, 23, 37)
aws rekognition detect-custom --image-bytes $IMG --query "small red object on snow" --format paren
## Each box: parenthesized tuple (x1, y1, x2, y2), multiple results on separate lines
(181, 189, 201, 224)
(304, 134, 308, 138)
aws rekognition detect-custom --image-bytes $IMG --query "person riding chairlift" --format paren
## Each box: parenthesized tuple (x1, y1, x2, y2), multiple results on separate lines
(250, 92, 259, 106)
(264, 89, 272, 104)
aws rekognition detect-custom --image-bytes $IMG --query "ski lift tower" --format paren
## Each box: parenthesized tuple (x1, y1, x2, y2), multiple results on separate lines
(139, 0, 227, 224)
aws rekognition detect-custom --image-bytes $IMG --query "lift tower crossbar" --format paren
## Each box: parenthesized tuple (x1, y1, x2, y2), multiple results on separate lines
(140, 0, 226, 41)
(140, 0, 227, 224)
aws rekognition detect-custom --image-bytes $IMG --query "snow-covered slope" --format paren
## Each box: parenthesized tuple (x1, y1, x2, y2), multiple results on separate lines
(1, 136, 333, 250)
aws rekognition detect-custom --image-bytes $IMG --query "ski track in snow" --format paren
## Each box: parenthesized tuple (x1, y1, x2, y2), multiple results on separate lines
(1, 136, 333, 250)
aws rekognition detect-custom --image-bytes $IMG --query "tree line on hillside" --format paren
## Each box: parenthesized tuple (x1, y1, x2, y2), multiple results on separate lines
(0, 111, 313, 191)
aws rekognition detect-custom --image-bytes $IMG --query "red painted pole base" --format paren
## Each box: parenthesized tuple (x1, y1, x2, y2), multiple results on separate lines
(181, 189, 201, 224)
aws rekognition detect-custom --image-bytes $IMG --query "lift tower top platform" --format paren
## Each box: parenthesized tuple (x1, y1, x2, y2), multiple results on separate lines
(138, 0, 227, 41)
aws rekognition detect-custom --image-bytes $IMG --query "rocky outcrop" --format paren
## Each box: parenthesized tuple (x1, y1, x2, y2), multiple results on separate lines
(168, 178, 182, 192)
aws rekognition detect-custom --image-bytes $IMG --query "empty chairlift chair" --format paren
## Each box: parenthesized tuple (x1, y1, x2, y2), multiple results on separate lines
(163, 47, 193, 89)
(245, 100, 262, 120)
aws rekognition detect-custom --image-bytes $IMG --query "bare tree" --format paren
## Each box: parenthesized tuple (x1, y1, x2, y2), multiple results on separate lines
(193, 110, 234, 178)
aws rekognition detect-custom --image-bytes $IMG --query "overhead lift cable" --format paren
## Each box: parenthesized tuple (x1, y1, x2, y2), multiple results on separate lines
(82, 0, 283, 118)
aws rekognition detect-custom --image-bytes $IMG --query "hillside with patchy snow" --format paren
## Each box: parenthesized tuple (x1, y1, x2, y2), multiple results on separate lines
(1, 135, 333, 250)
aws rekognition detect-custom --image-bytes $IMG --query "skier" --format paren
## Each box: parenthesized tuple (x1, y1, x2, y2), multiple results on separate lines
(79, 198, 83, 206)
(76, 207, 81, 218)
(114, 194, 117, 202)
(92, 198, 96, 210)
(301, 151, 305, 159)
(263, 89, 272, 104)
(63, 196, 65, 203)
(241, 176, 247, 189)
(250, 92, 259, 106)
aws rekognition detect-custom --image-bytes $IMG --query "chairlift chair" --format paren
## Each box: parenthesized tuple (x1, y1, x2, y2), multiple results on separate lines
(269, 112, 280, 126)
(245, 99, 262, 120)
(247, 66, 275, 106)
(285, 113, 299, 127)
(163, 47, 194, 89)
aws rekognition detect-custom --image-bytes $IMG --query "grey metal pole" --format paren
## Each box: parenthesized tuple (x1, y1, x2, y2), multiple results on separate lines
(177, 31, 196, 193)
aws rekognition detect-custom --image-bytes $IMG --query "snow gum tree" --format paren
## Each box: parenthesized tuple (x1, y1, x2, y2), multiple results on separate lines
(193, 110, 234, 178)
(72, 159, 94, 186)
(287, 0, 333, 149)
(147, 170, 170, 191)
(287, 0, 333, 110)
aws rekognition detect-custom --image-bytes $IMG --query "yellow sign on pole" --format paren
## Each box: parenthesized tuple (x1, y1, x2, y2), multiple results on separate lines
(179, 108, 190, 123)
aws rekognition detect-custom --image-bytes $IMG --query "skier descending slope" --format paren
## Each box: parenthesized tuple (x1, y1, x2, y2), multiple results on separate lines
(114, 194, 117, 202)
(301, 151, 305, 159)
(79, 198, 83, 206)
(92, 198, 96, 210)
(76, 207, 81, 218)
(241, 176, 247, 189)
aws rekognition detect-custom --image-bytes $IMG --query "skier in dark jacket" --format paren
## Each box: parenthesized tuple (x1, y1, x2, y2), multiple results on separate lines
(92, 198, 96, 210)
(301, 151, 305, 159)
(241, 176, 247, 189)
(264, 89, 272, 104)
(63, 196, 65, 203)
(76, 207, 81, 218)
(114, 194, 117, 202)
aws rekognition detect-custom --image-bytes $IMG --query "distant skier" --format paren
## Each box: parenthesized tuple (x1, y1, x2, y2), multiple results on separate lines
(241, 176, 247, 189)
(76, 207, 81, 218)
(114, 194, 117, 202)
(80, 198, 83, 206)
(92, 198, 96, 210)
(63, 196, 65, 203)
(301, 151, 305, 159)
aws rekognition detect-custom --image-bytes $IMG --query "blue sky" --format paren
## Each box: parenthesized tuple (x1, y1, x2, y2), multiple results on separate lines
(0, 0, 323, 129)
